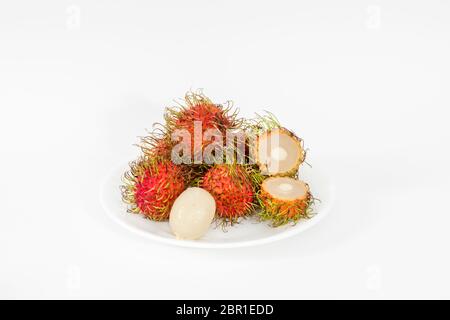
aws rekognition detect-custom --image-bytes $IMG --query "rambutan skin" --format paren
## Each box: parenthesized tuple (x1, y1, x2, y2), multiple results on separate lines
(200, 165, 254, 222)
(122, 160, 188, 221)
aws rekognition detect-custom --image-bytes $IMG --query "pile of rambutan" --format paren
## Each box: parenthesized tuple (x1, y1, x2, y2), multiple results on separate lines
(121, 91, 315, 238)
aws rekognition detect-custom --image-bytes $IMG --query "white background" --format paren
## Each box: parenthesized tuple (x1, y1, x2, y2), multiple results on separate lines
(1, 0, 449, 299)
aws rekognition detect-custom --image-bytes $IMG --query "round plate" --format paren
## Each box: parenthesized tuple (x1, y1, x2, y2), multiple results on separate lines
(100, 163, 334, 248)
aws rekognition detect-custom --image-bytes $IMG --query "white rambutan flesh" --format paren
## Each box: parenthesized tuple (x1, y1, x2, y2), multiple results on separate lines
(169, 187, 216, 240)
(262, 177, 308, 201)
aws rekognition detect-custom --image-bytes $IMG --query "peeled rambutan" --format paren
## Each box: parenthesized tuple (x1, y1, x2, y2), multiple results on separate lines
(200, 164, 255, 223)
(164, 92, 241, 163)
(121, 158, 188, 220)
(257, 177, 313, 227)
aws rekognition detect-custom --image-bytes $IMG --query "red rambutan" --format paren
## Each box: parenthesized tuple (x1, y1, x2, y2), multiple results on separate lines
(121, 158, 188, 220)
(164, 92, 241, 163)
(200, 164, 255, 223)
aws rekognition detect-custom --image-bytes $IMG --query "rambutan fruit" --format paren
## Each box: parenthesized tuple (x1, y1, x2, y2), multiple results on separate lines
(200, 164, 256, 224)
(257, 177, 313, 227)
(121, 158, 188, 221)
(164, 92, 242, 163)
(250, 113, 305, 177)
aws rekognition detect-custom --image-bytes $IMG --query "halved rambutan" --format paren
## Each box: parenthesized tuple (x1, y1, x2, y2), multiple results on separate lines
(121, 158, 188, 220)
(254, 127, 305, 177)
(200, 164, 255, 224)
(257, 177, 313, 227)
(248, 112, 305, 176)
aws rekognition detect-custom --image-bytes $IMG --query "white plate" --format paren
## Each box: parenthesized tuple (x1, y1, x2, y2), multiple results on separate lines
(100, 162, 334, 248)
